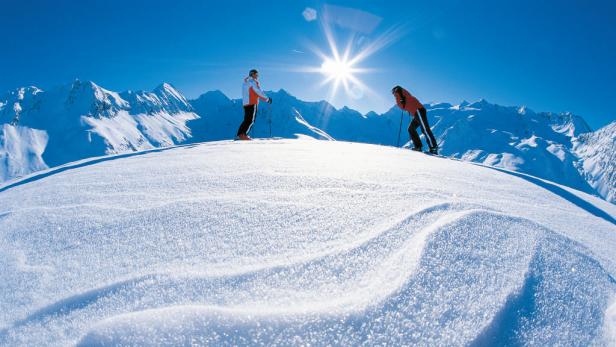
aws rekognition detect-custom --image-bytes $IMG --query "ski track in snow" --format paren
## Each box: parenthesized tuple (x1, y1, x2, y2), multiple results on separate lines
(0, 139, 615, 346)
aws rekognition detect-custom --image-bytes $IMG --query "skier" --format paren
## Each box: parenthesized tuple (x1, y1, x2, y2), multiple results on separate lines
(392, 85, 438, 154)
(236, 69, 272, 140)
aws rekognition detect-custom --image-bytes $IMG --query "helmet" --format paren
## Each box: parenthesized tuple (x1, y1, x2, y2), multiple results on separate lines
(391, 85, 402, 94)
(249, 69, 259, 77)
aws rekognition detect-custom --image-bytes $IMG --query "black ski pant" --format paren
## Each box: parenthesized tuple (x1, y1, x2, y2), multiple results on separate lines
(237, 104, 257, 136)
(409, 107, 437, 150)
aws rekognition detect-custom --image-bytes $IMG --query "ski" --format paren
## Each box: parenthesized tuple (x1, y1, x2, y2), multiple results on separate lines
(233, 137, 285, 141)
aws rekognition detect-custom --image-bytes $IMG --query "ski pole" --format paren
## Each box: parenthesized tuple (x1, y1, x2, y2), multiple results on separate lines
(268, 103, 272, 138)
(396, 110, 403, 147)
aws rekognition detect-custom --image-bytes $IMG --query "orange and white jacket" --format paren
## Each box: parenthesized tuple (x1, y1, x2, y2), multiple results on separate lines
(242, 76, 269, 106)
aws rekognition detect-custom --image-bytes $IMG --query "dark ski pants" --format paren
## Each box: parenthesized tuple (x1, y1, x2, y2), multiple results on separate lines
(237, 104, 257, 136)
(409, 107, 437, 150)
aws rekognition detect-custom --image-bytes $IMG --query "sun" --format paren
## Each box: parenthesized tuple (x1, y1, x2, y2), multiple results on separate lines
(297, 22, 405, 102)
(320, 57, 355, 83)
(309, 42, 369, 101)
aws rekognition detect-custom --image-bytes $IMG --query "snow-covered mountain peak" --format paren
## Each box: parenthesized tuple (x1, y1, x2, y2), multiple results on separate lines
(276, 88, 292, 97)
(428, 102, 453, 109)
(120, 86, 192, 115)
(0, 86, 45, 125)
(468, 98, 492, 109)
(63, 79, 129, 118)
(268, 89, 300, 104)
(15, 86, 43, 99)
(191, 90, 232, 109)
(544, 111, 592, 137)
(154, 82, 180, 97)
(456, 100, 470, 109)
(518, 105, 528, 115)
(1, 86, 42, 104)
(150, 82, 193, 113)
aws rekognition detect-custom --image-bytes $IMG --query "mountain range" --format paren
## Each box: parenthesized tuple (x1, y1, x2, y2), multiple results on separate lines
(1, 80, 614, 203)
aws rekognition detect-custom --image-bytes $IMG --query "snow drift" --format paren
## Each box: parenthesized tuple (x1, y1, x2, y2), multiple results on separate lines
(0, 139, 615, 346)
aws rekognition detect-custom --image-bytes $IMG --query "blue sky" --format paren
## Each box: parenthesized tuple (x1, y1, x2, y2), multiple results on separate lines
(1, 0, 615, 129)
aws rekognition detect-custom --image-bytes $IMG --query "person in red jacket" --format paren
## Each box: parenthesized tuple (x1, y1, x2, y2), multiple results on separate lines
(236, 69, 272, 140)
(392, 85, 438, 154)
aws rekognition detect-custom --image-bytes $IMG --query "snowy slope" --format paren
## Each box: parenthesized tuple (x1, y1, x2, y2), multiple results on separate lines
(0, 140, 615, 346)
(0, 124, 48, 181)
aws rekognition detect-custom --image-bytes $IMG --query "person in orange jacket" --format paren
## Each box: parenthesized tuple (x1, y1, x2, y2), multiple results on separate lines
(392, 85, 438, 154)
(236, 69, 272, 140)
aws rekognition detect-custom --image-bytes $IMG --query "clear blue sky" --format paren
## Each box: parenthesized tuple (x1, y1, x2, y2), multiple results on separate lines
(1, 0, 615, 129)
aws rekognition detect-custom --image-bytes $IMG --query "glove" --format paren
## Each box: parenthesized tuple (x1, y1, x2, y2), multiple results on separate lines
(267, 97, 273, 104)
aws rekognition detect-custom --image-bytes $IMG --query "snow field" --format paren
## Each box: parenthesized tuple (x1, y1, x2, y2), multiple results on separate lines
(0, 140, 615, 346)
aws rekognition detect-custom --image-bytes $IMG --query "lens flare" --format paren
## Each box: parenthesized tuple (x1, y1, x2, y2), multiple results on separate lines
(300, 21, 407, 102)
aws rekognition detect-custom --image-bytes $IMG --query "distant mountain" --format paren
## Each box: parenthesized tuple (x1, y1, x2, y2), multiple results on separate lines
(573, 121, 616, 203)
(189, 89, 334, 141)
(1, 81, 614, 203)
(0, 80, 198, 174)
(421, 100, 595, 194)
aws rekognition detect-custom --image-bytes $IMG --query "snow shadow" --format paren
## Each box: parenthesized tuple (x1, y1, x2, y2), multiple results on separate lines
(0, 143, 200, 194)
(75, 211, 614, 346)
(480, 165, 616, 225)
(3, 203, 460, 332)
(470, 232, 616, 346)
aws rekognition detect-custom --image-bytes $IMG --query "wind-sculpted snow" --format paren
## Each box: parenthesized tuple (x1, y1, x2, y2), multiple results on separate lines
(0, 140, 615, 346)
(75, 211, 614, 346)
